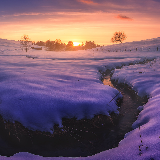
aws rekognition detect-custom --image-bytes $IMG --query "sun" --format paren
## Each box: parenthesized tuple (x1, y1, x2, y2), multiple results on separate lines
(73, 42, 81, 46)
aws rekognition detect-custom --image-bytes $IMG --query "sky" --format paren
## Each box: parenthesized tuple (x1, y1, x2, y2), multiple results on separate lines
(0, 0, 160, 45)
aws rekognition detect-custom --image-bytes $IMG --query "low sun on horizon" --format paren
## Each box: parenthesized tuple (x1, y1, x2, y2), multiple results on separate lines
(73, 42, 81, 46)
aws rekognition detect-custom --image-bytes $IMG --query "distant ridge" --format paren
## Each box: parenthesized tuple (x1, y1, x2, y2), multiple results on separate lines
(102, 37, 160, 52)
(106, 37, 160, 46)
(0, 38, 20, 51)
(0, 38, 18, 42)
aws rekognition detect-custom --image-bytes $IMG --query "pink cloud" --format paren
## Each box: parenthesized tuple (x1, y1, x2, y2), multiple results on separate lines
(78, 0, 98, 5)
(116, 14, 133, 21)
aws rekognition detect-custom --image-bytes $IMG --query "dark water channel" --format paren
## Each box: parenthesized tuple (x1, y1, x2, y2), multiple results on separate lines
(103, 74, 147, 145)
(0, 73, 148, 157)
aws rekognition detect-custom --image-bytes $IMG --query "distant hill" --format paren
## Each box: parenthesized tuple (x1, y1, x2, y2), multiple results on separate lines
(0, 38, 20, 50)
(102, 37, 160, 52)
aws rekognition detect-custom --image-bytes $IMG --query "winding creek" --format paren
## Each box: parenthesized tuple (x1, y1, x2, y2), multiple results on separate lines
(0, 59, 153, 157)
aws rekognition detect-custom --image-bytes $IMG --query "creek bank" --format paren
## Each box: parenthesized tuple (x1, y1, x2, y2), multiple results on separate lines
(0, 80, 147, 157)
(0, 62, 150, 157)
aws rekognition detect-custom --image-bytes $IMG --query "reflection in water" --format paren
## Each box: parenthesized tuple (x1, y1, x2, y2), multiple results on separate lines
(103, 75, 114, 88)
(102, 74, 147, 147)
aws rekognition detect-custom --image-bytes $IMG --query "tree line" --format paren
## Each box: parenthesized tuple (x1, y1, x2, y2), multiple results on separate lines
(20, 35, 101, 51)
(20, 32, 127, 52)
(36, 39, 101, 51)
(36, 31, 127, 51)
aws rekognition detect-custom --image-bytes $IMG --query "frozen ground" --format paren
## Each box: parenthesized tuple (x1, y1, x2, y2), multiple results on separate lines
(0, 37, 160, 159)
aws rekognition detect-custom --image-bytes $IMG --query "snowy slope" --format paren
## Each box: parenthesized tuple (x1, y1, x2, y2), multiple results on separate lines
(101, 37, 160, 52)
(0, 37, 160, 159)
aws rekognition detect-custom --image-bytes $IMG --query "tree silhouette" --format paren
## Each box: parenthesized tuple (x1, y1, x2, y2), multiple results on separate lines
(111, 31, 127, 43)
(45, 39, 65, 51)
(55, 39, 62, 44)
(84, 41, 96, 49)
(20, 35, 31, 52)
(66, 41, 74, 51)
(54, 39, 63, 51)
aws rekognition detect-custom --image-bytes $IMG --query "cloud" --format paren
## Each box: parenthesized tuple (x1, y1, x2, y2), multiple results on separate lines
(116, 14, 133, 21)
(152, 0, 160, 2)
(0, 0, 159, 19)
(78, 0, 98, 5)
(0, 0, 139, 16)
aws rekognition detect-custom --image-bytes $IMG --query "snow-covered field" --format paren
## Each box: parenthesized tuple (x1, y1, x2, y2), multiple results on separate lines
(0, 37, 160, 159)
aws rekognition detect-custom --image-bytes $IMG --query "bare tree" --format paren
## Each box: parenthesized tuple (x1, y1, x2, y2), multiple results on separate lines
(111, 31, 127, 43)
(20, 35, 31, 52)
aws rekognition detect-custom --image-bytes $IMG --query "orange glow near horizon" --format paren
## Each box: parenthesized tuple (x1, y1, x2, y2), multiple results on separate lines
(73, 42, 81, 46)
(0, 10, 160, 46)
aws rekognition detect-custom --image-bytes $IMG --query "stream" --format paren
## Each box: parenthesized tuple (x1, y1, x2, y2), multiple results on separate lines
(102, 74, 147, 148)
(0, 69, 148, 157)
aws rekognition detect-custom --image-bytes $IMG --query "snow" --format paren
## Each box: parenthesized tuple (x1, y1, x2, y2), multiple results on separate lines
(0, 51, 123, 133)
(0, 37, 160, 159)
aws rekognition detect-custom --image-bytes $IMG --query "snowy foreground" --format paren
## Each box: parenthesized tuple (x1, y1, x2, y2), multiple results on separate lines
(0, 38, 160, 159)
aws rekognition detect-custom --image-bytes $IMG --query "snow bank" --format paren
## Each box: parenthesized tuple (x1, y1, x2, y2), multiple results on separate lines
(108, 58, 160, 159)
(111, 58, 160, 97)
(0, 55, 122, 133)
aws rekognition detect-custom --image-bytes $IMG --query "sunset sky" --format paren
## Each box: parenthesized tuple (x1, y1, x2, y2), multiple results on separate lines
(0, 0, 160, 45)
